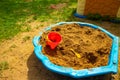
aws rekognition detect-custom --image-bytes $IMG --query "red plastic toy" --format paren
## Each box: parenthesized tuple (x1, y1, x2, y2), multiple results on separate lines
(46, 32, 62, 49)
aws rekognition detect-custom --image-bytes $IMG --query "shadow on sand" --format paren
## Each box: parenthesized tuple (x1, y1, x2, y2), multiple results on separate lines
(27, 52, 114, 80)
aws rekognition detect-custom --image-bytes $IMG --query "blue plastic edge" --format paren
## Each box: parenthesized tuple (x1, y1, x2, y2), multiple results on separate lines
(32, 22, 119, 78)
(74, 13, 87, 18)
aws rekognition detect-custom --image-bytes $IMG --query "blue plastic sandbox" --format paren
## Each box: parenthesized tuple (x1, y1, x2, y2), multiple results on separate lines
(33, 22, 119, 78)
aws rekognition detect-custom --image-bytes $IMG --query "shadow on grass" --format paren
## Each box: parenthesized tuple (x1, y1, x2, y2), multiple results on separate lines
(27, 52, 114, 80)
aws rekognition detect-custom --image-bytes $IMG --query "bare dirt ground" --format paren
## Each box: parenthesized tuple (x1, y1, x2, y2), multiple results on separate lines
(0, 20, 120, 80)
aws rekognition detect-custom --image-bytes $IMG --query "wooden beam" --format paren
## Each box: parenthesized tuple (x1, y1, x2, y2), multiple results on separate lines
(77, 0, 86, 15)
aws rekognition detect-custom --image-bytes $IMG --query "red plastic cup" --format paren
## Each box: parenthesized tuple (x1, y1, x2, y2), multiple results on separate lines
(46, 32, 62, 49)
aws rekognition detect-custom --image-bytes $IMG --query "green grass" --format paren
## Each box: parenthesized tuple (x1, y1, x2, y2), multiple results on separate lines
(0, 61, 9, 77)
(0, 0, 77, 42)
(0, 61, 9, 71)
(23, 35, 30, 42)
(10, 44, 17, 48)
